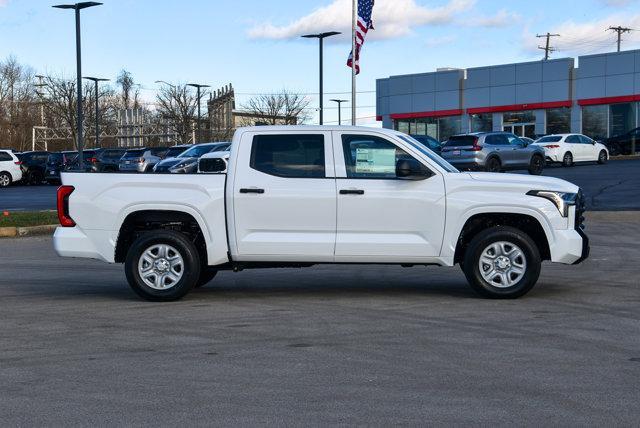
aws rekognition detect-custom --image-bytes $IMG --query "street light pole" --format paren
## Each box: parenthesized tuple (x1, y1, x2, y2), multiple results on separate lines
(330, 99, 348, 125)
(53, 1, 102, 170)
(187, 83, 210, 144)
(83, 76, 109, 147)
(301, 31, 341, 125)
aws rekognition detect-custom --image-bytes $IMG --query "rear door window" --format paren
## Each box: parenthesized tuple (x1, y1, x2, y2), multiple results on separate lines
(485, 134, 509, 145)
(250, 134, 325, 178)
(566, 135, 580, 144)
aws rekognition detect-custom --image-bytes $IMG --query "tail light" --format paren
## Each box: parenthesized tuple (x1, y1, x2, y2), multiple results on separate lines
(14, 161, 22, 165)
(465, 137, 482, 151)
(57, 185, 76, 227)
(544, 144, 560, 149)
(88, 157, 98, 163)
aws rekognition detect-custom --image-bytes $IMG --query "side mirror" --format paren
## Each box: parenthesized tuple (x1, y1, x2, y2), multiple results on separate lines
(396, 158, 432, 180)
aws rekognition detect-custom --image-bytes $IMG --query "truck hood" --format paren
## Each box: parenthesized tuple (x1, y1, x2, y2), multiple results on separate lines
(466, 172, 579, 193)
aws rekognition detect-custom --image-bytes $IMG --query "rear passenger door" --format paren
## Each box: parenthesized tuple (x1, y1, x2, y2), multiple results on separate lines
(484, 134, 512, 166)
(232, 132, 337, 262)
(565, 135, 583, 160)
(505, 134, 530, 168)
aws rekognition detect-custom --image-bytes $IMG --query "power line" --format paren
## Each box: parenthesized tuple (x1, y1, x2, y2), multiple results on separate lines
(608, 26, 633, 52)
(537, 33, 560, 60)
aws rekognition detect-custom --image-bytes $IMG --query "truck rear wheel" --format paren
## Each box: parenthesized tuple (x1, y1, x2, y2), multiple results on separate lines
(462, 226, 541, 299)
(124, 230, 201, 301)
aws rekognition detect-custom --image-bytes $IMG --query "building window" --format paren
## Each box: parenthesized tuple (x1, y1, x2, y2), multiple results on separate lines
(438, 116, 461, 141)
(470, 113, 492, 132)
(546, 108, 570, 135)
(582, 105, 608, 141)
(393, 116, 461, 141)
(609, 102, 636, 138)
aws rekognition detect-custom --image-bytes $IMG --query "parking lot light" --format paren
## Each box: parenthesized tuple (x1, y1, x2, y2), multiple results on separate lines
(82, 76, 109, 148)
(187, 83, 210, 144)
(301, 31, 341, 125)
(52, 1, 103, 170)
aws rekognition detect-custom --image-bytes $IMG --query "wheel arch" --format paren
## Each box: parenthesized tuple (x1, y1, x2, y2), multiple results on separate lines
(453, 211, 551, 265)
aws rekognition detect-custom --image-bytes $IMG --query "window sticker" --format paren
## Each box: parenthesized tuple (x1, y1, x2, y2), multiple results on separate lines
(355, 148, 396, 174)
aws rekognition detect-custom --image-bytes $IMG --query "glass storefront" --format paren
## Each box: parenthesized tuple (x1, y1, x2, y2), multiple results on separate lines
(582, 105, 608, 140)
(503, 110, 536, 138)
(470, 113, 492, 132)
(609, 102, 636, 138)
(394, 116, 461, 142)
(546, 108, 571, 135)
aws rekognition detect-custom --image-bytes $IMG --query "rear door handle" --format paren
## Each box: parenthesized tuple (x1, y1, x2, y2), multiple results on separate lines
(340, 189, 365, 195)
(239, 188, 264, 194)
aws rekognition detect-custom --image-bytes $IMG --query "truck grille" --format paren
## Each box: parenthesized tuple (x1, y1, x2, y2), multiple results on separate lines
(574, 189, 586, 231)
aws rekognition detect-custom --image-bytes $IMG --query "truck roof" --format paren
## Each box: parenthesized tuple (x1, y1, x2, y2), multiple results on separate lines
(236, 125, 395, 134)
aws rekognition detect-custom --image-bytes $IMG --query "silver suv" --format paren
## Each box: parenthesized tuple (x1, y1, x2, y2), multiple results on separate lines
(118, 147, 169, 173)
(441, 132, 545, 175)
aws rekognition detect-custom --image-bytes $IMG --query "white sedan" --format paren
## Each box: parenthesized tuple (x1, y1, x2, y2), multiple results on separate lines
(532, 133, 609, 167)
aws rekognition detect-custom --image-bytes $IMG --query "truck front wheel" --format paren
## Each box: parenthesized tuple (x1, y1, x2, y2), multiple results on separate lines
(462, 226, 541, 299)
(124, 230, 201, 301)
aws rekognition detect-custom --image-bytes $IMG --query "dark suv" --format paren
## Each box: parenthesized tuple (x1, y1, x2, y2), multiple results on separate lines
(16, 151, 50, 185)
(45, 151, 77, 185)
(90, 148, 126, 172)
(604, 127, 640, 155)
(441, 132, 546, 175)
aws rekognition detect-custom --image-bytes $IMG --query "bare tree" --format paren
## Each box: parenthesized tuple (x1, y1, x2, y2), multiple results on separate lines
(116, 69, 140, 110)
(0, 56, 38, 151)
(239, 89, 310, 126)
(155, 83, 197, 144)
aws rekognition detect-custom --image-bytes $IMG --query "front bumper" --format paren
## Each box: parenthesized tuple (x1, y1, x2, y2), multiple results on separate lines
(551, 190, 589, 265)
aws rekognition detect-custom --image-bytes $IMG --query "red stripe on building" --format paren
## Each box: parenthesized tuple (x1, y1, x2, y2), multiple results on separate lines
(577, 94, 640, 106)
(390, 109, 464, 119)
(466, 101, 572, 114)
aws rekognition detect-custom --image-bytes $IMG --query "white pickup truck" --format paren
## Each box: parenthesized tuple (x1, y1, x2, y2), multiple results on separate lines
(54, 126, 589, 301)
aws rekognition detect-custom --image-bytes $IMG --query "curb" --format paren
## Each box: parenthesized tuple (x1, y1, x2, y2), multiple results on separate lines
(0, 224, 57, 238)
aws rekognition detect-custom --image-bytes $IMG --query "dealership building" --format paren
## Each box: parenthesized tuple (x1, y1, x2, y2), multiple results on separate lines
(376, 48, 640, 143)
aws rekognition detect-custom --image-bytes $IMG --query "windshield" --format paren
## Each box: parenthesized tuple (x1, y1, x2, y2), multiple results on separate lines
(398, 135, 459, 173)
(535, 135, 563, 143)
(178, 144, 219, 158)
(165, 147, 187, 158)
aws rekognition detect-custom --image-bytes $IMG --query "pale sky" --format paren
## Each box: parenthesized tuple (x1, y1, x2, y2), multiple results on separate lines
(1, 0, 640, 125)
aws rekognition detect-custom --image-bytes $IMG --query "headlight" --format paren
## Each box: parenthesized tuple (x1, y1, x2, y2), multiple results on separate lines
(172, 161, 193, 169)
(526, 190, 577, 217)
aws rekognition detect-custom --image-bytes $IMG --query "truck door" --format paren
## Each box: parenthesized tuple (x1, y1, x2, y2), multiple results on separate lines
(231, 131, 337, 262)
(332, 131, 446, 262)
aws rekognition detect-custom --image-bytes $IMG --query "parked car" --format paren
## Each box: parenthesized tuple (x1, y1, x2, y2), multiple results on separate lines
(532, 134, 609, 167)
(153, 142, 231, 173)
(441, 132, 545, 175)
(45, 151, 77, 185)
(520, 137, 535, 145)
(90, 148, 127, 172)
(16, 151, 49, 185)
(163, 144, 193, 160)
(53, 126, 589, 301)
(118, 147, 169, 173)
(410, 134, 442, 155)
(63, 150, 98, 171)
(603, 127, 640, 155)
(198, 151, 230, 174)
(0, 149, 23, 187)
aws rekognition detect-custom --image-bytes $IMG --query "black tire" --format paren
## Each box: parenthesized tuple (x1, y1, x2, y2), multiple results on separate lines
(562, 152, 573, 167)
(462, 226, 541, 299)
(124, 230, 201, 301)
(528, 154, 545, 175)
(597, 150, 608, 164)
(485, 157, 501, 172)
(30, 170, 44, 185)
(195, 269, 218, 288)
(0, 172, 11, 188)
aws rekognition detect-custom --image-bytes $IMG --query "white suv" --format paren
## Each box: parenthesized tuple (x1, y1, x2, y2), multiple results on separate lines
(0, 150, 23, 187)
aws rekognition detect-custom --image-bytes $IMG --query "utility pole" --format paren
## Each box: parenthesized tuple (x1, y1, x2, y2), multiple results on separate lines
(537, 33, 560, 60)
(608, 26, 632, 52)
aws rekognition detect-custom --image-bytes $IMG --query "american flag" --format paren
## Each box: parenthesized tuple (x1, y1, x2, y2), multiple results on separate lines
(347, 0, 374, 75)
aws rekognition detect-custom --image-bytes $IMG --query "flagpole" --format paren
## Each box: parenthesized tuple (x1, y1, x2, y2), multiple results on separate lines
(351, 0, 357, 125)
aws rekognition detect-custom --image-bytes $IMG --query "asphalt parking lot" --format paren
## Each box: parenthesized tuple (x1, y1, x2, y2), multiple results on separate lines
(2, 158, 639, 211)
(1, 215, 639, 425)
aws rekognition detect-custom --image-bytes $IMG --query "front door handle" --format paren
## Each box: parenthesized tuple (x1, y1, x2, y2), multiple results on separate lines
(340, 189, 365, 195)
(239, 188, 265, 194)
